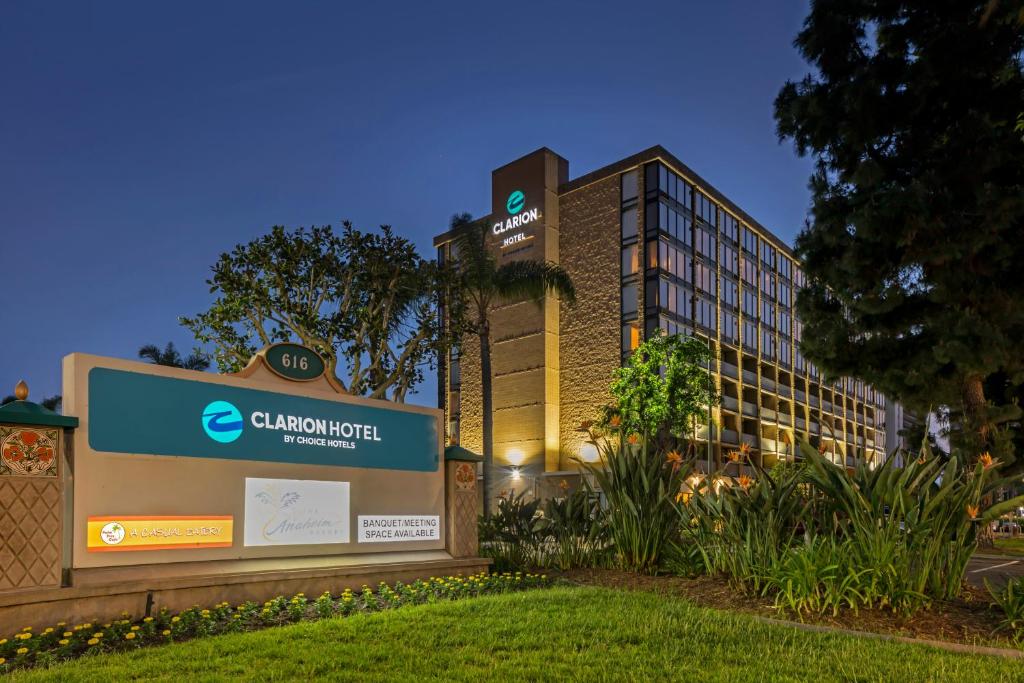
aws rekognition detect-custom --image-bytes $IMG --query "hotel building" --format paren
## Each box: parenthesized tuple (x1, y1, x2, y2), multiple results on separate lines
(434, 147, 889, 500)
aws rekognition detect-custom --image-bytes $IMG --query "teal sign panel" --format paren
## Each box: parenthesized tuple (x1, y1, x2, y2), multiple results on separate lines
(88, 368, 439, 471)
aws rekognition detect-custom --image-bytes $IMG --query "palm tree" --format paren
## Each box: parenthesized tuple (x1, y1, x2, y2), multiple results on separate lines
(449, 214, 576, 514)
(138, 342, 210, 371)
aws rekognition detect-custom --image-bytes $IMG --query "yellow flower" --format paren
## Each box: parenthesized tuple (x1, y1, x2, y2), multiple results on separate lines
(966, 504, 980, 519)
(124, 632, 136, 640)
(130, 626, 140, 631)
(43, 627, 53, 634)
(63, 632, 72, 638)
(93, 632, 103, 638)
(16, 648, 28, 655)
(0, 658, 5, 665)
(87, 638, 99, 646)
(20, 633, 31, 640)
(171, 616, 180, 623)
(162, 630, 171, 636)
(143, 617, 153, 623)
(21, 626, 31, 632)
(58, 639, 69, 646)
(0, 639, 6, 645)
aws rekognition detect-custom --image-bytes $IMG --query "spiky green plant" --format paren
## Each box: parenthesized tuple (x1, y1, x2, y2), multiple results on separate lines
(535, 485, 609, 570)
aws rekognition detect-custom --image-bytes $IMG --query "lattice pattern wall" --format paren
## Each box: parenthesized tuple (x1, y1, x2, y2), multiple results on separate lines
(0, 426, 63, 592)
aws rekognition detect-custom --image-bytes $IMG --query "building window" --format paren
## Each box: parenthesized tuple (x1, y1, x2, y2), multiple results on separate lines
(622, 244, 639, 276)
(761, 242, 776, 270)
(696, 297, 716, 331)
(721, 213, 738, 243)
(778, 282, 791, 308)
(656, 240, 693, 282)
(622, 207, 638, 240)
(762, 328, 776, 360)
(741, 258, 756, 287)
(696, 226, 716, 261)
(622, 283, 638, 318)
(761, 271, 775, 299)
(449, 347, 461, 388)
(741, 226, 757, 255)
(779, 257, 792, 280)
(449, 414, 460, 445)
(742, 290, 757, 317)
(621, 321, 641, 355)
(720, 243, 738, 276)
(779, 340, 791, 368)
(696, 192, 717, 226)
(720, 276, 738, 309)
(742, 320, 757, 351)
(722, 311, 738, 342)
(761, 301, 775, 328)
(778, 311, 791, 337)
(695, 260, 716, 296)
(621, 170, 639, 203)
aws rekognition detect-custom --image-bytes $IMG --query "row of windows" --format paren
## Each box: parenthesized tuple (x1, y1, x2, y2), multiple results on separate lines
(625, 167, 884, 406)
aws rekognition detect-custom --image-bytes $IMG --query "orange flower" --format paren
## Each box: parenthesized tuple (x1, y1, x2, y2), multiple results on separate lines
(737, 475, 753, 490)
(675, 491, 691, 504)
(608, 415, 622, 428)
(19, 431, 39, 447)
(965, 504, 979, 519)
(978, 452, 995, 469)
(665, 450, 682, 464)
(739, 442, 751, 455)
(726, 450, 742, 463)
(558, 479, 569, 492)
(627, 433, 640, 445)
(916, 456, 927, 465)
(579, 420, 593, 431)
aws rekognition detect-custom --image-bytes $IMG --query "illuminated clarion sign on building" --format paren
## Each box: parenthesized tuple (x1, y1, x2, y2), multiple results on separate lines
(493, 189, 540, 248)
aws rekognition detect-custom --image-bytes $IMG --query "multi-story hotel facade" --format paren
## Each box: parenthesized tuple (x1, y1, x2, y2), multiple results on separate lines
(435, 146, 889, 501)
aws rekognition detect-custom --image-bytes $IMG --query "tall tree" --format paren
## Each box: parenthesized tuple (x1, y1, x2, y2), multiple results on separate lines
(138, 342, 211, 371)
(182, 223, 448, 402)
(775, 0, 1024, 459)
(448, 214, 576, 513)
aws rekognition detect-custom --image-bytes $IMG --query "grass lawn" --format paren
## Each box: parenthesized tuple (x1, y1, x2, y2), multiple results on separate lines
(994, 537, 1024, 557)
(10, 586, 1021, 682)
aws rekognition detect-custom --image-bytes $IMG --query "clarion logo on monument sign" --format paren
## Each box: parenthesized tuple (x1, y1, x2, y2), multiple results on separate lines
(493, 189, 540, 248)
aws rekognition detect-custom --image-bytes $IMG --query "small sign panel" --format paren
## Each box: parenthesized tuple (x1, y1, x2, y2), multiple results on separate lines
(86, 516, 233, 552)
(357, 515, 440, 543)
(244, 478, 350, 546)
(264, 343, 326, 382)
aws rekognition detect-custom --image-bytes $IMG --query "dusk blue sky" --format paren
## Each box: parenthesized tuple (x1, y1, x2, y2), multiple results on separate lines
(1, 1, 814, 407)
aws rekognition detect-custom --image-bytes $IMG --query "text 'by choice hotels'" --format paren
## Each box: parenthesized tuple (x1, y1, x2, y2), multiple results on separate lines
(249, 412, 383, 449)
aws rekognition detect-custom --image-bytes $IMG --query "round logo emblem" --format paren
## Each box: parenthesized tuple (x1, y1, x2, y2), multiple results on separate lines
(99, 522, 125, 545)
(506, 190, 525, 215)
(0, 428, 56, 476)
(201, 400, 244, 443)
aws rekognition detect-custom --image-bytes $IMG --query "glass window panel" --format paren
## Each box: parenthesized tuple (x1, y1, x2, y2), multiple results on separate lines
(622, 283, 638, 317)
(621, 171, 639, 202)
(622, 208, 638, 239)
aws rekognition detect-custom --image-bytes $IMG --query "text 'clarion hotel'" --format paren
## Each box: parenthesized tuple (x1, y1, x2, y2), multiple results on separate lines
(435, 146, 899, 502)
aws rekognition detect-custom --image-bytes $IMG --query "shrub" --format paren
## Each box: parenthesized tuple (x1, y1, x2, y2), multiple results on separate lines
(479, 492, 544, 572)
(986, 576, 1024, 642)
(535, 485, 609, 570)
(580, 431, 691, 575)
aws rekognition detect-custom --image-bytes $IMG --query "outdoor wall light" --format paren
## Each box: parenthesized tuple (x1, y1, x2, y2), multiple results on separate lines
(579, 442, 599, 463)
(510, 466, 521, 481)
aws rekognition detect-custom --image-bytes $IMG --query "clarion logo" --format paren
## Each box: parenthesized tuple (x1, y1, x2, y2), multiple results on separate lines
(201, 400, 244, 443)
(492, 207, 540, 235)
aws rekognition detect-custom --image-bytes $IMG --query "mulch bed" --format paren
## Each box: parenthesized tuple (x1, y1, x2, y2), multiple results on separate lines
(559, 568, 1020, 650)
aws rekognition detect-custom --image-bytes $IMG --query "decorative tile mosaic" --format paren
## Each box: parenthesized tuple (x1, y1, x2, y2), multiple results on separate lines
(0, 427, 58, 477)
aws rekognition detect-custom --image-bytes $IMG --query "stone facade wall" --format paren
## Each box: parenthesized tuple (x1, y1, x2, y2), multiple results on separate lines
(558, 174, 623, 469)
